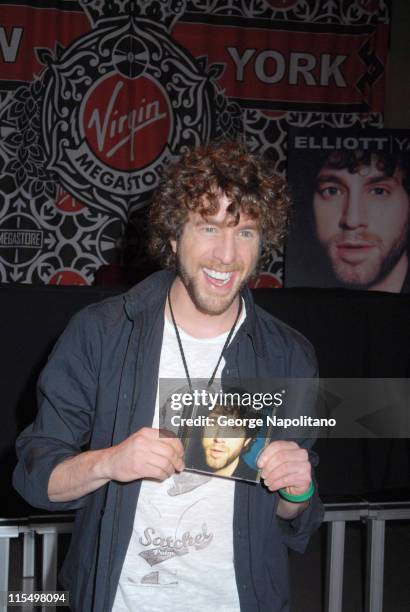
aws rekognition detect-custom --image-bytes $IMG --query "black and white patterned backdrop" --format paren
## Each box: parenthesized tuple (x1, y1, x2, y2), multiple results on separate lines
(0, 0, 390, 285)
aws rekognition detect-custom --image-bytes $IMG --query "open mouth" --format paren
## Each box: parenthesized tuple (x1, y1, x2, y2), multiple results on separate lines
(203, 267, 235, 287)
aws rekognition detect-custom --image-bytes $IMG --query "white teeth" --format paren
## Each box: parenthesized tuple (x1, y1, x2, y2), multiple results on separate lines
(203, 268, 233, 283)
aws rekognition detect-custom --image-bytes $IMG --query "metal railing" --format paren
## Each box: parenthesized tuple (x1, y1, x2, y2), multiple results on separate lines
(323, 500, 410, 612)
(0, 515, 73, 612)
(1, 502, 410, 612)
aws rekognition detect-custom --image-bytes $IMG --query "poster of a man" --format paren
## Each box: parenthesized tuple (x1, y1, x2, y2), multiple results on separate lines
(184, 403, 263, 483)
(285, 128, 410, 293)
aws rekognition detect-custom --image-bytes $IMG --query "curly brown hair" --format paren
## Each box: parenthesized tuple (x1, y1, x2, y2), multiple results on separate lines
(148, 140, 290, 271)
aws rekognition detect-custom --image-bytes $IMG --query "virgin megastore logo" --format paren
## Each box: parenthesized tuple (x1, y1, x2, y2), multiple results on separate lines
(42, 19, 218, 221)
(77, 71, 172, 190)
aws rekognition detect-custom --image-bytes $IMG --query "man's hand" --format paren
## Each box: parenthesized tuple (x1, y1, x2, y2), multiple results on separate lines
(48, 427, 185, 502)
(257, 440, 311, 496)
(102, 427, 185, 482)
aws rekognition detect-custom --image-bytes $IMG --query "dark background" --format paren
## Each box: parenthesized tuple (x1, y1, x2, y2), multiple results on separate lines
(2, 283, 409, 517)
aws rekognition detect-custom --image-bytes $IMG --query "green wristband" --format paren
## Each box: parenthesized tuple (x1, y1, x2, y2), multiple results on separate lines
(278, 481, 315, 503)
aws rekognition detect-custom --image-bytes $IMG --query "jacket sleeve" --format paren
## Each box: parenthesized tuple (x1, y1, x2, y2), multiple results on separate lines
(277, 331, 325, 552)
(13, 307, 101, 511)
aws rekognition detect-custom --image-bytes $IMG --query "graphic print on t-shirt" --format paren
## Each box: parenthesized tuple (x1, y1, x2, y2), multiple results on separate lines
(138, 473, 213, 572)
(112, 310, 245, 611)
(167, 472, 211, 496)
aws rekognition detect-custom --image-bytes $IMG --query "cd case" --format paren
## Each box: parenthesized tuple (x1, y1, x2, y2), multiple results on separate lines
(159, 387, 275, 484)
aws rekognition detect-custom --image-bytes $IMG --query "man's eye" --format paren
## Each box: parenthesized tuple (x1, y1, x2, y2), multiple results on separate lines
(239, 229, 254, 238)
(369, 187, 389, 197)
(204, 427, 216, 435)
(318, 186, 342, 198)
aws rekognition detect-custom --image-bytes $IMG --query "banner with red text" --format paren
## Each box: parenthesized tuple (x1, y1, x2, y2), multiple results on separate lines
(0, 0, 390, 285)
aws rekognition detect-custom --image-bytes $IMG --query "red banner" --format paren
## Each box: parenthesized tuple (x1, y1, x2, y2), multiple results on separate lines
(173, 21, 388, 112)
(0, 0, 390, 285)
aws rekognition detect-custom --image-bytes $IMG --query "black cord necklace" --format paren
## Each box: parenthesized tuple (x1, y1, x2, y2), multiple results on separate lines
(167, 287, 242, 392)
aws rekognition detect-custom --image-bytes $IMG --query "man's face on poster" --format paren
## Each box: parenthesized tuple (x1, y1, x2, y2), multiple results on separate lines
(201, 409, 252, 476)
(313, 156, 409, 288)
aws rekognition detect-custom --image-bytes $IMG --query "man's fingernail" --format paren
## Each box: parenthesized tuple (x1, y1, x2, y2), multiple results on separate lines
(256, 450, 264, 467)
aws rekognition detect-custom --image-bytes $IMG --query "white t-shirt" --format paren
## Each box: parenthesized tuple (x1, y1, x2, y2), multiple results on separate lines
(112, 305, 246, 612)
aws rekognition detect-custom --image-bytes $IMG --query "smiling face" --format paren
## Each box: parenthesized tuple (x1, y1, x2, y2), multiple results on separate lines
(313, 158, 409, 289)
(170, 193, 261, 316)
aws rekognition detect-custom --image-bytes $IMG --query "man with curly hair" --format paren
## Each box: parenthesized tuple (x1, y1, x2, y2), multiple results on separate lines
(14, 141, 323, 612)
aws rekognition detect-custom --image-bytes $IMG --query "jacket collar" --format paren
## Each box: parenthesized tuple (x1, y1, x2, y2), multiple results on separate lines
(124, 269, 266, 357)
(239, 285, 266, 358)
(124, 269, 175, 319)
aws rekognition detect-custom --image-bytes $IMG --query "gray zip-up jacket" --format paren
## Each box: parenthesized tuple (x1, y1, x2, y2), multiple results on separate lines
(13, 269, 324, 612)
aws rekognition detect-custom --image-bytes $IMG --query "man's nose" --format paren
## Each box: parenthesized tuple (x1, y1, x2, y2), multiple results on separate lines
(212, 231, 236, 264)
(213, 426, 225, 441)
(340, 190, 368, 229)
